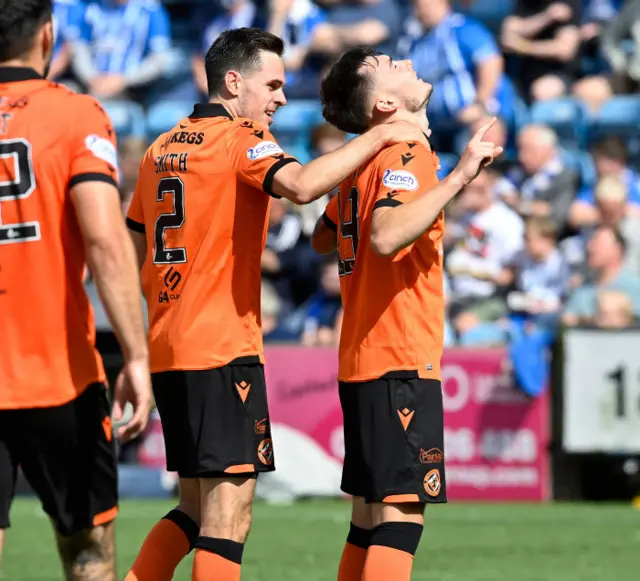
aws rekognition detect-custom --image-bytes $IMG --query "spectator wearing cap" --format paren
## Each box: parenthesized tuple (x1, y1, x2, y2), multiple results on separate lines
(563, 225, 640, 326)
(498, 124, 578, 231)
(397, 0, 517, 130)
(72, 0, 172, 101)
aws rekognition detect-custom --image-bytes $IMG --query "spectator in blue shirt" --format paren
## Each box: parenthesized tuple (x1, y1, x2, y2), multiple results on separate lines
(192, 0, 258, 98)
(72, 0, 171, 100)
(301, 257, 342, 347)
(569, 137, 640, 230)
(397, 0, 516, 130)
(268, 0, 328, 98)
(51, 0, 86, 80)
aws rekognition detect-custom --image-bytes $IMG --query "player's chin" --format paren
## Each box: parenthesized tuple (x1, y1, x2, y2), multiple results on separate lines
(264, 114, 275, 126)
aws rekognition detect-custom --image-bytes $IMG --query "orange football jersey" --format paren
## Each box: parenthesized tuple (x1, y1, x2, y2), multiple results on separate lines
(323, 140, 445, 382)
(0, 67, 119, 409)
(127, 103, 299, 373)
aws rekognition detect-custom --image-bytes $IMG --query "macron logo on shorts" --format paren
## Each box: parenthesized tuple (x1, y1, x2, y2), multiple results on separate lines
(246, 141, 283, 161)
(382, 169, 419, 191)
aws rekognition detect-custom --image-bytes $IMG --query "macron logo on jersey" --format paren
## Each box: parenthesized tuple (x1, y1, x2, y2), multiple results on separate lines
(85, 134, 118, 168)
(247, 141, 282, 161)
(382, 169, 419, 191)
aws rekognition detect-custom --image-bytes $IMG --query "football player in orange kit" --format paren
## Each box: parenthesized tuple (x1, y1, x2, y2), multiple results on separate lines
(0, 0, 152, 578)
(124, 28, 428, 581)
(312, 48, 502, 581)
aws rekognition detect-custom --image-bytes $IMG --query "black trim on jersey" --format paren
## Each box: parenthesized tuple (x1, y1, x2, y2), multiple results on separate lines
(263, 157, 299, 198)
(0, 67, 42, 83)
(380, 369, 419, 380)
(322, 212, 337, 232)
(69, 172, 117, 189)
(189, 103, 233, 120)
(228, 355, 262, 366)
(374, 198, 403, 210)
(126, 217, 145, 233)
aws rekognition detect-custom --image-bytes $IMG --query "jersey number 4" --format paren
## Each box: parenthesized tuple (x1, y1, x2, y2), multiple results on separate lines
(338, 185, 359, 276)
(154, 176, 187, 264)
(0, 139, 40, 245)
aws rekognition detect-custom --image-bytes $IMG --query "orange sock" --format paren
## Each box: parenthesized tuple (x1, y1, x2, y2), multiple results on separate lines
(126, 510, 198, 581)
(192, 537, 243, 581)
(338, 542, 368, 581)
(362, 545, 413, 581)
(338, 523, 371, 581)
(362, 522, 423, 581)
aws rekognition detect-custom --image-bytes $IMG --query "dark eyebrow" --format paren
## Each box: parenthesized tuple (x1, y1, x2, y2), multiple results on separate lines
(268, 79, 284, 89)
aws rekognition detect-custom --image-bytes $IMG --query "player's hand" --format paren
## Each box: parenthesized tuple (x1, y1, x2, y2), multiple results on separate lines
(377, 120, 430, 149)
(546, 2, 572, 23)
(454, 117, 503, 185)
(113, 358, 152, 443)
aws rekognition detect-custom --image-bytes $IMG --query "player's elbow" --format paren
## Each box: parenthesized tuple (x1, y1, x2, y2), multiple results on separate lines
(370, 230, 397, 258)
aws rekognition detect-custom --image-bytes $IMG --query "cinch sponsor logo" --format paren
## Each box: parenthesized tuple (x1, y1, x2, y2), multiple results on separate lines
(382, 169, 419, 191)
(247, 141, 282, 161)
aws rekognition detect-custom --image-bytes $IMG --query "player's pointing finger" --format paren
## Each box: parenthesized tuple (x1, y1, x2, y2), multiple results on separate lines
(471, 117, 497, 142)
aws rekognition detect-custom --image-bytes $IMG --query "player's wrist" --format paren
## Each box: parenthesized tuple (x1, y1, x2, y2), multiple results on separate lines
(446, 168, 468, 190)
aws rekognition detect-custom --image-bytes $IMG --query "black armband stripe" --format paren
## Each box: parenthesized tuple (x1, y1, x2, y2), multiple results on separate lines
(322, 212, 337, 232)
(69, 172, 117, 189)
(374, 198, 403, 210)
(263, 157, 300, 198)
(126, 217, 145, 233)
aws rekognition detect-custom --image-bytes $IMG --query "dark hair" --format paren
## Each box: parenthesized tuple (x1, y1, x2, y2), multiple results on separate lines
(0, 0, 52, 62)
(592, 137, 628, 164)
(321, 48, 381, 135)
(204, 28, 284, 98)
(597, 224, 628, 254)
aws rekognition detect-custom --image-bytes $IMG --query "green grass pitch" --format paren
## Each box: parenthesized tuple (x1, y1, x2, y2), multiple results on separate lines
(2, 498, 639, 580)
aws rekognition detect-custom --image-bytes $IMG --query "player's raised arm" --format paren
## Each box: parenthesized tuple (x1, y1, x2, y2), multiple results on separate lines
(311, 194, 339, 255)
(272, 121, 427, 204)
(371, 118, 503, 257)
(69, 98, 151, 442)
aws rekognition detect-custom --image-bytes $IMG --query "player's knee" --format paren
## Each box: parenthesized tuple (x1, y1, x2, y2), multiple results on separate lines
(531, 75, 567, 102)
(56, 522, 116, 580)
(351, 496, 373, 531)
(200, 479, 254, 542)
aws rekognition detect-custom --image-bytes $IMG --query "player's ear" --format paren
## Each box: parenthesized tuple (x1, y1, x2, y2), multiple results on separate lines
(41, 19, 54, 60)
(224, 70, 242, 97)
(374, 98, 398, 115)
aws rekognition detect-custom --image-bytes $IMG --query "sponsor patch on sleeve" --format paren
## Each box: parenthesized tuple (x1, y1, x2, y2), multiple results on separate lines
(246, 140, 283, 161)
(382, 169, 419, 191)
(85, 134, 118, 168)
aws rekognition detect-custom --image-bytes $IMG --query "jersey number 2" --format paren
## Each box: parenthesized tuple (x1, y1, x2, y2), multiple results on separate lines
(0, 139, 40, 245)
(338, 185, 359, 276)
(154, 177, 187, 264)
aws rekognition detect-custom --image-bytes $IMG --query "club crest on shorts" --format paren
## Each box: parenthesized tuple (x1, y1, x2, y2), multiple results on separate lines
(424, 469, 441, 497)
(257, 438, 273, 465)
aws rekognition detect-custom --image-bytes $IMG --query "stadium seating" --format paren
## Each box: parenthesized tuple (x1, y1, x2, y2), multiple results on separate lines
(530, 97, 590, 149)
(101, 100, 147, 139)
(146, 100, 194, 139)
(590, 95, 640, 139)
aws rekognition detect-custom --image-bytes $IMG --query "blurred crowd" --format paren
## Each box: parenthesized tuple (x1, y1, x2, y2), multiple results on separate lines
(60, 0, 640, 351)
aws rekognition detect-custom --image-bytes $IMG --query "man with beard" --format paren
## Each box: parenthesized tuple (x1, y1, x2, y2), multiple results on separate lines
(0, 0, 153, 579)
(311, 48, 502, 581)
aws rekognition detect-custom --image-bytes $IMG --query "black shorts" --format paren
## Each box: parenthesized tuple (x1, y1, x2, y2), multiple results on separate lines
(152, 358, 274, 478)
(0, 383, 118, 536)
(339, 377, 447, 504)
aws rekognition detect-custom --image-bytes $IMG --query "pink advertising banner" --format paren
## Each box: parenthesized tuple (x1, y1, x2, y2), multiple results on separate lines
(264, 346, 551, 502)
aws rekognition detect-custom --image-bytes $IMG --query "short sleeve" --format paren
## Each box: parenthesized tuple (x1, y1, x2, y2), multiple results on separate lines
(459, 19, 500, 65)
(147, 3, 172, 54)
(68, 95, 119, 189)
(231, 122, 300, 197)
(373, 143, 439, 211)
(322, 194, 339, 232)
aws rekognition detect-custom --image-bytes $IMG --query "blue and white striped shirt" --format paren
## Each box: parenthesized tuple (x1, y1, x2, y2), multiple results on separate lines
(82, 0, 171, 75)
(397, 12, 514, 121)
(53, 0, 86, 59)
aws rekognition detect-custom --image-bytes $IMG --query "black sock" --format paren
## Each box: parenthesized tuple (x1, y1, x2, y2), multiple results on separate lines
(194, 536, 244, 565)
(162, 509, 199, 552)
(346, 522, 372, 549)
(369, 522, 424, 556)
